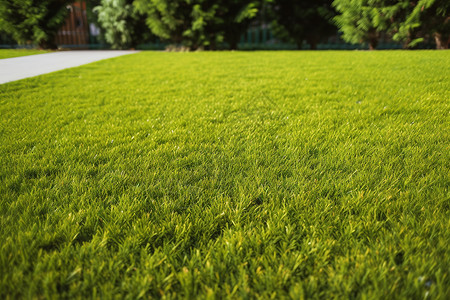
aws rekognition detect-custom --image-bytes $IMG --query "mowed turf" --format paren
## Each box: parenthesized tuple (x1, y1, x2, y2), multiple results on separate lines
(0, 49, 50, 59)
(0, 51, 449, 298)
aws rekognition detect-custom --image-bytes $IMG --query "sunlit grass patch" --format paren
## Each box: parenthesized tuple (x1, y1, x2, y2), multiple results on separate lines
(0, 51, 449, 298)
(0, 49, 50, 59)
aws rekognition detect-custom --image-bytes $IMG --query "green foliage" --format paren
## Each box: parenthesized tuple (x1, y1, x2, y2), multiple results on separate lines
(0, 0, 72, 49)
(133, 0, 199, 49)
(94, 0, 149, 49)
(133, 0, 260, 50)
(268, 0, 337, 50)
(393, 0, 450, 49)
(86, 0, 101, 27)
(1, 51, 449, 298)
(203, 0, 260, 49)
(333, 0, 449, 49)
(332, 0, 397, 49)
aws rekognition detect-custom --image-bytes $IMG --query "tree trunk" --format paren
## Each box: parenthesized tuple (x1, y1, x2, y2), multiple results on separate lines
(209, 41, 216, 51)
(224, 31, 239, 50)
(296, 40, 303, 50)
(434, 32, 449, 49)
(368, 37, 378, 50)
(39, 37, 57, 50)
(229, 41, 238, 50)
(367, 29, 378, 50)
(368, 37, 379, 50)
(307, 39, 318, 50)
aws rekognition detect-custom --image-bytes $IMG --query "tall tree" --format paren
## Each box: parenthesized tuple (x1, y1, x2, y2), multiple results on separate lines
(333, 0, 387, 50)
(393, 0, 450, 49)
(333, 0, 449, 49)
(133, 0, 260, 50)
(86, 0, 101, 28)
(0, 0, 72, 49)
(133, 0, 207, 50)
(332, 0, 415, 50)
(94, 0, 149, 49)
(268, 0, 336, 50)
(203, 0, 260, 50)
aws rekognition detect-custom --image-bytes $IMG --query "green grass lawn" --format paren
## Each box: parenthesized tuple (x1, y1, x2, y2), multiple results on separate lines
(0, 51, 449, 298)
(0, 49, 50, 59)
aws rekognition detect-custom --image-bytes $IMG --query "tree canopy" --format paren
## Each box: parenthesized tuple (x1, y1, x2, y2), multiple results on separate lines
(393, 0, 449, 49)
(203, 0, 260, 50)
(268, 0, 336, 50)
(0, 0, 447, 49)
(0, 0, 72, 49)
(94, 0, 149, 49)
(333, 0, 449, 49)
(333, 0, 390, 50)
(133, 0, 260, 50)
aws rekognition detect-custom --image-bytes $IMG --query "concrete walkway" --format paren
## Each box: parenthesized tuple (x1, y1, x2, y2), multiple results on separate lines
(0, 50, 139, 84)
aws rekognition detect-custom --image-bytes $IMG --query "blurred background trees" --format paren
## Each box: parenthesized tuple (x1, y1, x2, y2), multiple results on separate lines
(268, 0, 336, 50)
(0, 0, 72, 49)
(133, 0, 202, 49)
(333, 0, 386, 50)
(204, 0, 260, 50)
(392, 0, 449, 49)
(333, 0, 449, 49)
(133, 0, 260, 50)
(94, 0, 149, 49)
(0, 0, 447, 50)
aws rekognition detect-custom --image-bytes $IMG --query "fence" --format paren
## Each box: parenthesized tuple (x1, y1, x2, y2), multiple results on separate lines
(54, 1, 90, 47)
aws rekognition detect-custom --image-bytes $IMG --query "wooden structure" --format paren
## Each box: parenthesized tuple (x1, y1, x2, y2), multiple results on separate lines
(55, 1, 89, 47)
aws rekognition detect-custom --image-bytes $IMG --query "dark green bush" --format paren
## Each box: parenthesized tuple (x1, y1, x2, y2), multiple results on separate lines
(0, 0, 72, 49)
